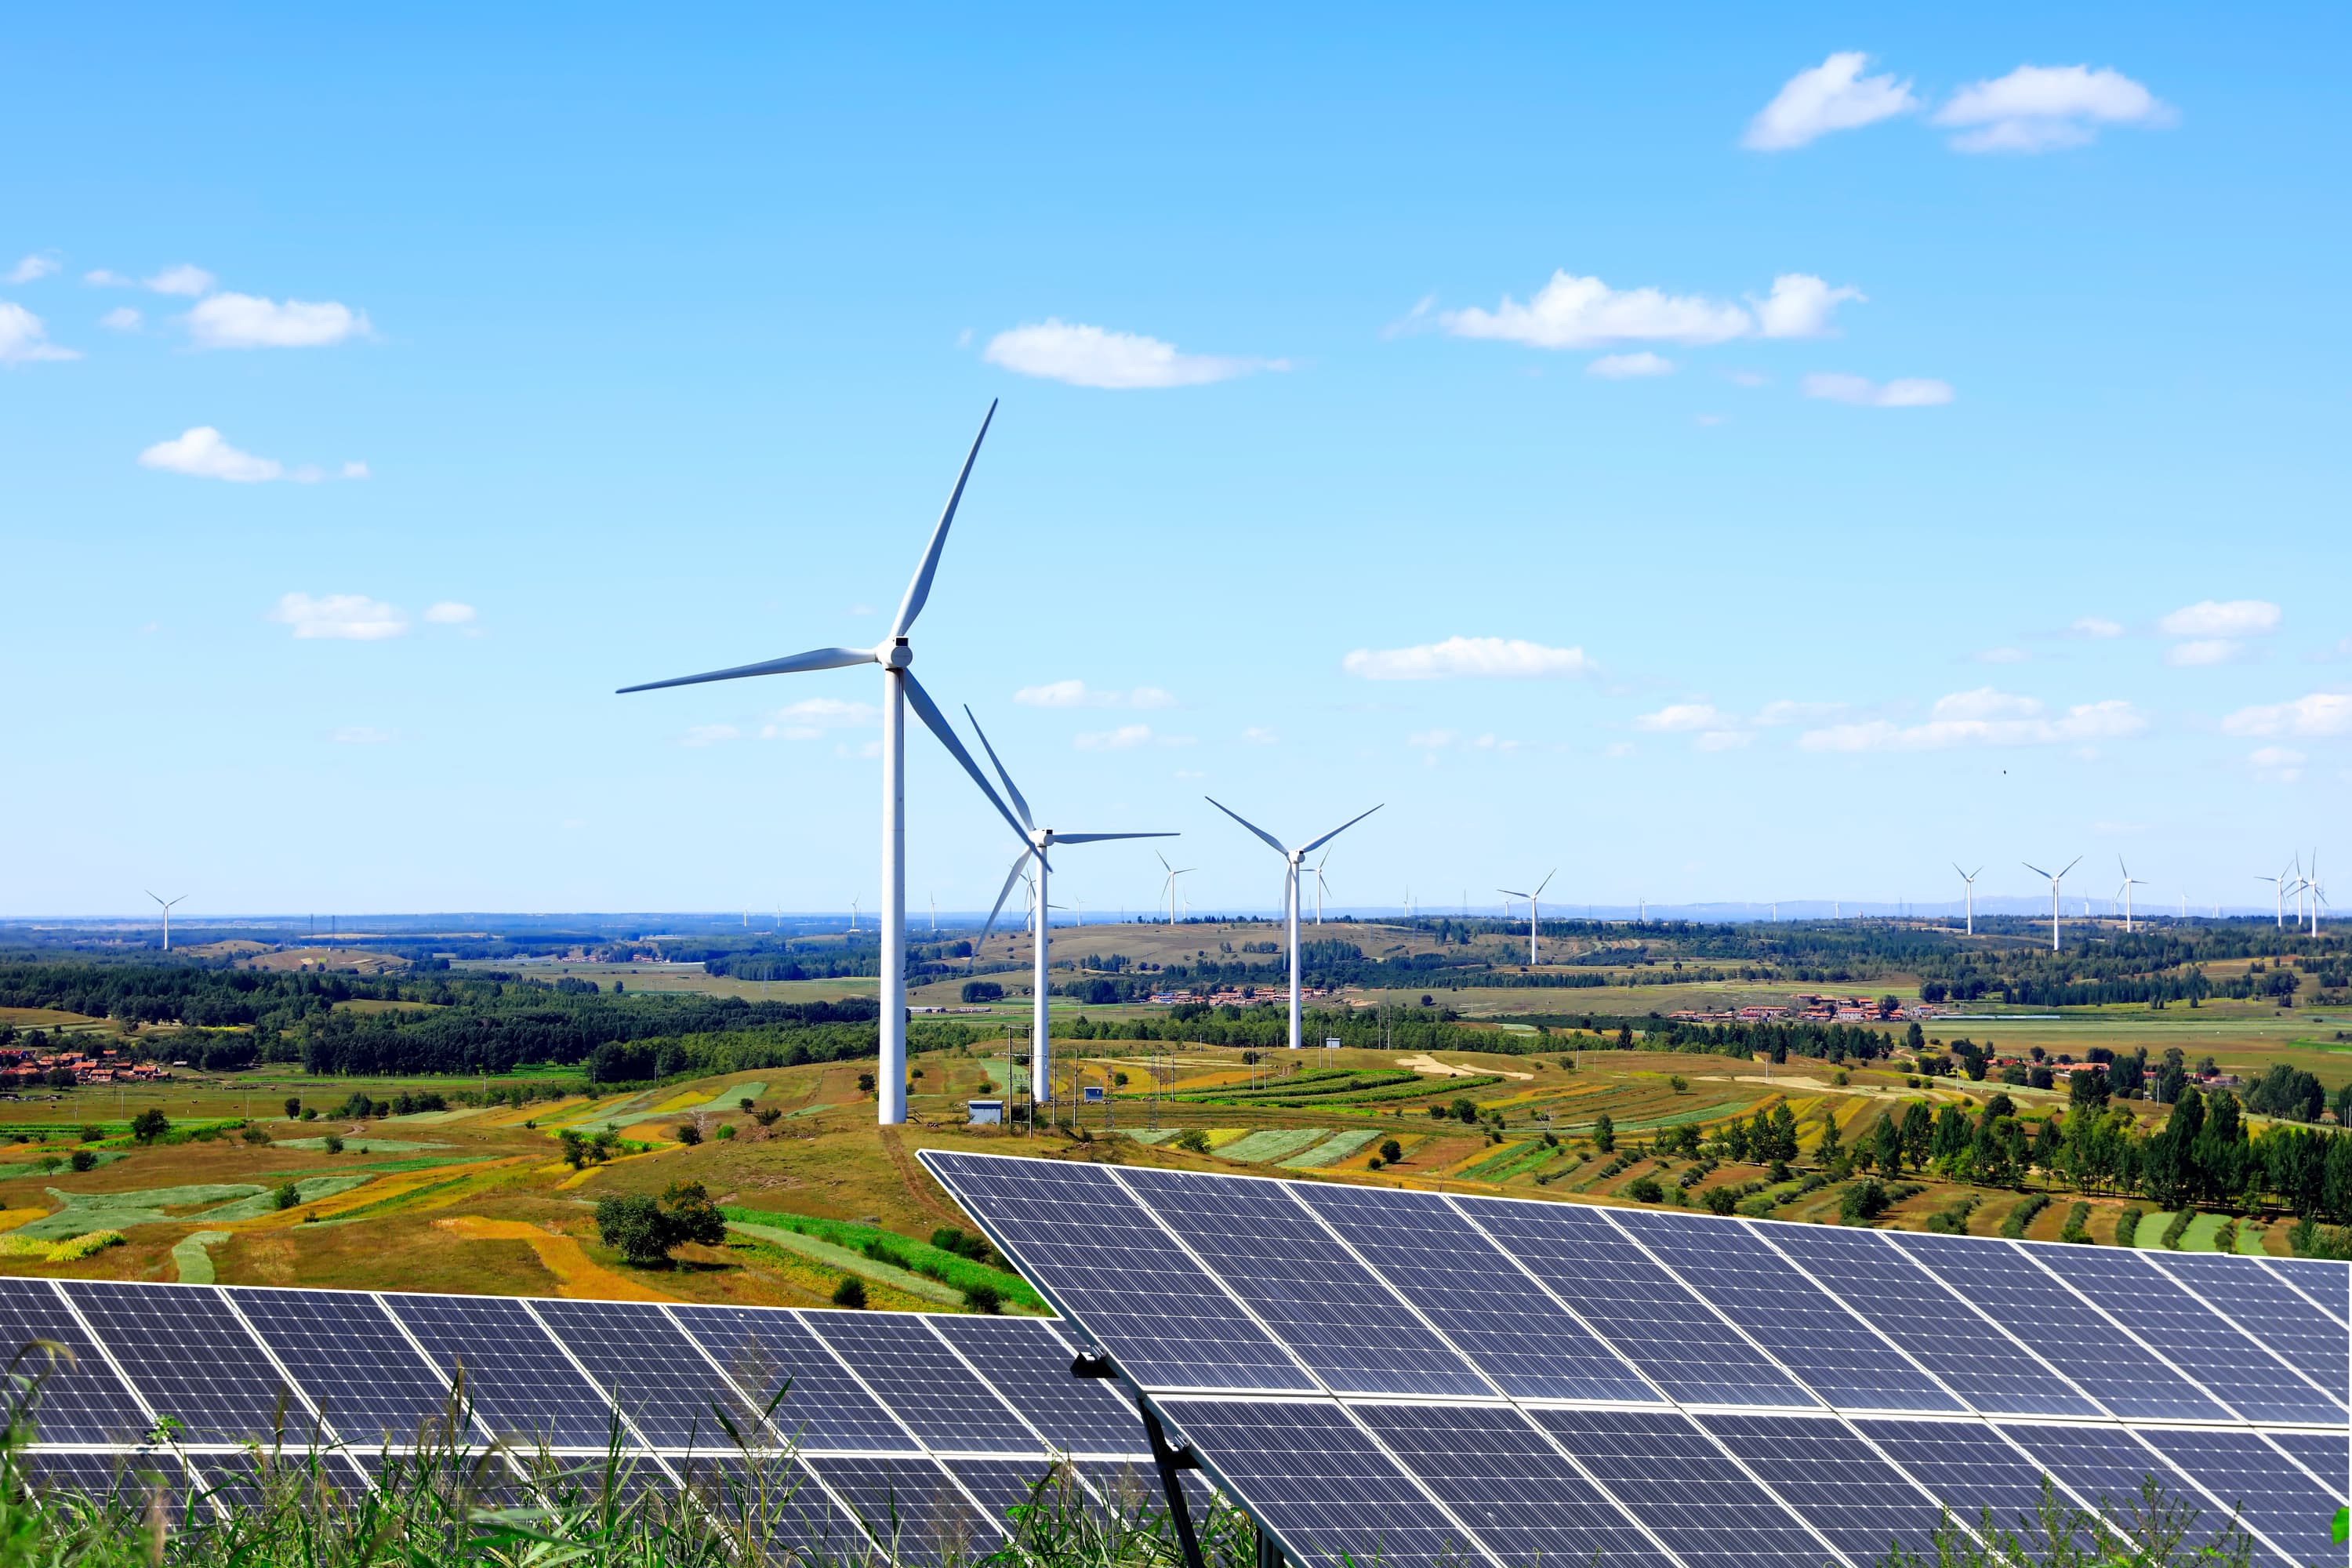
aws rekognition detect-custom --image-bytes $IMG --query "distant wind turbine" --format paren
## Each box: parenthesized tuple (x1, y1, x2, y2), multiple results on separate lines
(2116, 858, 2145, 934)
(1155, 851, 1195, 927)
(1312, 851, 1333, 924)
(2257, 869, 2287, 928)
(967, 706, 1172, 1104)
(1207, 797, 1381, 1051)
(618, 401, 1018, 1127)
(2024, 857, 2082, 952)
(1497, 871, 1555, 964)
(146, 891, 187, 952)
(1953, 864, 1983, 936)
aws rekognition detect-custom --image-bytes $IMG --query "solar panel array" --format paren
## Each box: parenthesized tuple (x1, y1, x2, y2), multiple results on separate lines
(921, 1150, 2352, 1568)
(0, 1277, 1175, 1563)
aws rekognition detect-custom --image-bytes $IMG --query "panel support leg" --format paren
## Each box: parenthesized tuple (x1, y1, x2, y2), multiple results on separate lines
(1139, 1399, 1209, 1568)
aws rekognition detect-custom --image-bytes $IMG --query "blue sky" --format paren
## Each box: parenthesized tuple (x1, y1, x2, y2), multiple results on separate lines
(3, 5, 2347, 922)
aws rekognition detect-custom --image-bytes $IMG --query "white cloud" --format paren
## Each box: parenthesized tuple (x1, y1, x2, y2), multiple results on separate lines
(1800, 688, 2145, 751)
(138, 426, 283, 482)
(1408, 729, 1458, 750)
(1755, 699, 1846, 727)
(2158, 599, 2280, 637)
(1974, 647, 2029, 664)
(268, 592, 408, 641)
(1014, 679, 1176, 709)
(1471, 733, 1521, 753)
(2221, 693, 2352, 739)
(145, 263, 216, 296)
(82, 270, 133, 288)
(424, 601, 476, 625)
(332, 725, 393, 745)
(1603, 741, 1636, 758)
(186, 292, 370, 349)
(341, 461, 370, 480)
(1241, 726, 1278, 745)
(682, 724, 741, 747)
(772, 697, 877, 730)
(1751, 274, 1865, 338)
(0, 303, 78, 363)
(1444, 272, 1751, 349)
(1343, 635, 1596, 681)
(1075, 724, 1155, 751)
(1588, 351, 1674, 379)
(2249, 745, 2305, 768)
(5, 254, 59, 285)
(100, 307, 142, 332)
(1727, 370, 1770, 388)
(1743, 52, 1918, 151)
(2071, 616, 2124, 639)
(2165, 639, 2245, 668)
(1695, 730, 1754, 751)
(1802, 372, 1953, 407)
(1934, 64, 2175, 154)
(982, 319, 1265, 389)
(1635, 703, 1726, 733)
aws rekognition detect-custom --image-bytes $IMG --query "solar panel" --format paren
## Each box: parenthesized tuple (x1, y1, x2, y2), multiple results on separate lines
(923, 1149, 2352, 1568)
(1467, 1200, 1817, 1408)
(670, 1304, 918, 1454)
(804, 1454, 1002, 1566)
(2132, 1425, 2342, 1568)
(1617, 1210, 1963, 1413)
(2138, 1252, 2352, 1399)
(0, 1279, 154, 1443)
(528, 1299, 760, 1451)
(381, 1294, 621, 1450)
(231, 1289, 467, 1449)
(670, 1450, 877, 1563)
(1292, 1184, 1661, 1403)
(2261, 1255, 2352, 1321)
(61, 1283, 313, 1446)
(804, 1312, 1045, 1453)
(927, 1316, 1145, 1453)
(21, 1449, 194, 1509)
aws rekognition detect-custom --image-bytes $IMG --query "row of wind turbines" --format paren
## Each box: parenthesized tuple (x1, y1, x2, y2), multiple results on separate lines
(1959, 853, 2327, 953)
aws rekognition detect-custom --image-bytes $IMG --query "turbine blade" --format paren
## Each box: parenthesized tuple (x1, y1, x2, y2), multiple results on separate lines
(1205, 797, 1289, 856)
(617, 645, 872, 695)
(2058, 855, 2083, 878)
(961, 705, 1033, 831)
(901, 671, 1027, 843)
(1050, 832, 1178, 844)
(2024, 862, 2050, 879)
(978, 851, 1032, 945)
(891, 400, 998, 638)
(1535, 869, 1555, 898)
(1499, 888, 1530, 898)
(1299, 803, 1383, 857)
(1156, 849, 1174, 873)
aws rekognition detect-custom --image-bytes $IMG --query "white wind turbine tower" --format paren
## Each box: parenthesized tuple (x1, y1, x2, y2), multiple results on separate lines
(2116, 858, 2146, 934)
(848, 898, 862, 935)
(2024, 857, 2082, 952)
(1953, 865, 1983, 935)
(146, 891, 187, 952)
(619, 401, 1027, 1127)
(2257, 867, 2287, 927)
(1155, 851, 1195, 927)
(965, 707, 1173, 1104)
(1312, 851, 1334, 925)
(1497, 871, 1555, 964)
(1207, 797, 1381, 1051)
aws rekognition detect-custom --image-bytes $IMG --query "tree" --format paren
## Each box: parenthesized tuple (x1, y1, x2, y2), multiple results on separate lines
(129, 1109, 170, 1145)
(1900, 1103, 1933, 1170)
(274, 1182, 299, 1210)
(283, 1096, 301, 1119)
(674, 1123, 703, 1146)
(832, 1277, 868, 1308)
(1452, 1098, 1479, 1124)
(1592, 1112, 1616, 1152)
(596, 1181, 728, 1268)
(2068, 1068, 2111, 1110)
(1872, 1113, 1903, 1177)
(68, 1150, 96, 1173)
(1766, 1102, 1799, 1163)
(1379, 1138, 1403, 1163)
(559, 1128, 590, 1169)
(1817, 1111, 1846, 1176)
(1839, 1178, 1889, 1225)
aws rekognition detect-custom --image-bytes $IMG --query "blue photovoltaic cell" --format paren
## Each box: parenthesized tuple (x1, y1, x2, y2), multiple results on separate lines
(25, 1450, 192, 1508)
(1530, 1407, 1831, 1568)
(947, 1455, 1085, 1528)
(1857, 1418, 2071, 1528)
(806, 1455, 1001, 1566)
(1292, 1185, 1659, 1403)
(924, 1152, 1312, 1394)
(1769, 1228, 2098, 1417)
(1617, 1210, 1961, 1413)
(384, 1294, 617, 1448)
(1699, 1413, 1949, 1566)
(2260, 1428, 2347, 1488)
(230, 1289, 463, 1449)
(1465, 1201, 1815, 1408)
(670, 1304, 916, 1454)
(2260, 1257, 2350, 1322)
(1122, 1168, 1490, 1399)
(2141, 1254, 2352, 1402)
(1888, 1233, 2227, 1421)
(0, 1278, 151, 1443)
(1156, 1399, 1475, 1568)
(528, 1299, 757, 1451)
(928, 1316, 1146, 1453)
(2031, 1250, 2343, 1425)
(1352, 1402, 1676, 1568)
(2136, 1426, 2343, 1568)
(670, 1453, 875, 1565)
(806, 1312, 1042, 1453)
(1996, 1425, 2187, 1525)
(62, 1283, 308, 1446)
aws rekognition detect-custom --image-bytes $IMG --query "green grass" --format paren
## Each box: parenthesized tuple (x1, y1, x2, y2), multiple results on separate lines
(1278, 1130, 1381, 1169)
(718, 1206, 1042, 1311)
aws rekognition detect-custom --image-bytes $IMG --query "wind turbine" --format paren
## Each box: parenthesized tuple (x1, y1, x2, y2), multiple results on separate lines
(2257, 868, 2287, 927)
(146, 891, 187, 952)
(1497, 871, 1555, 964)
(618, 401, 1026, 1126)
(2023, 857, 2082, 952)
(1312, 851, 1333, 924)
(2116, 858, 2146, 934)
(1953, 864, 1983, 935)
(1155, 851, 1195, 927)
(1207, 798, 1381, 1051)
(965, 706, 1173, 1104)
(849, 897, 862, 935)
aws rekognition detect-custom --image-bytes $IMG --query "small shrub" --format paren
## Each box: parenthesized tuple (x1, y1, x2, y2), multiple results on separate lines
(832, 1276, 868, 1308)
(322, 1134, 344, 1154)
(77, 1125, 103, 1144)
(2058, 1202, 2093, 1244)
(301, 1108, 318, 1120)
(716, 1123, 736, 1141)
(1704, 1184, 1742, 1215)
(1378, 1138, 1403, 1163)
(2000, 1193, 2051, 1240)
(1624, 1176, 1665, 1203)
(1668, 1074, 1688, 1093)
(2115, 1205, 2144, 1246)
(48, 1230, 125, 1262)
(274, 1182, 299, 1210)
(283, 1097, 302, 1119)
(240, 1125, 270, 1145)
(963, 1282, 1003, 1314)
(674, 1123, 702, 1146)
(738, 1097, 756, 1112)
(2160, 1209, 2193, 1250)
(856, 1073, 877, 1094)
(67, 1150, 96, 1173)
(1366, 1156, 1383, 1170)
(1838, 1178, 1889, 1225)
(752, 1108, 782, 1127)
(1173, 1129, 1211, 1155)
